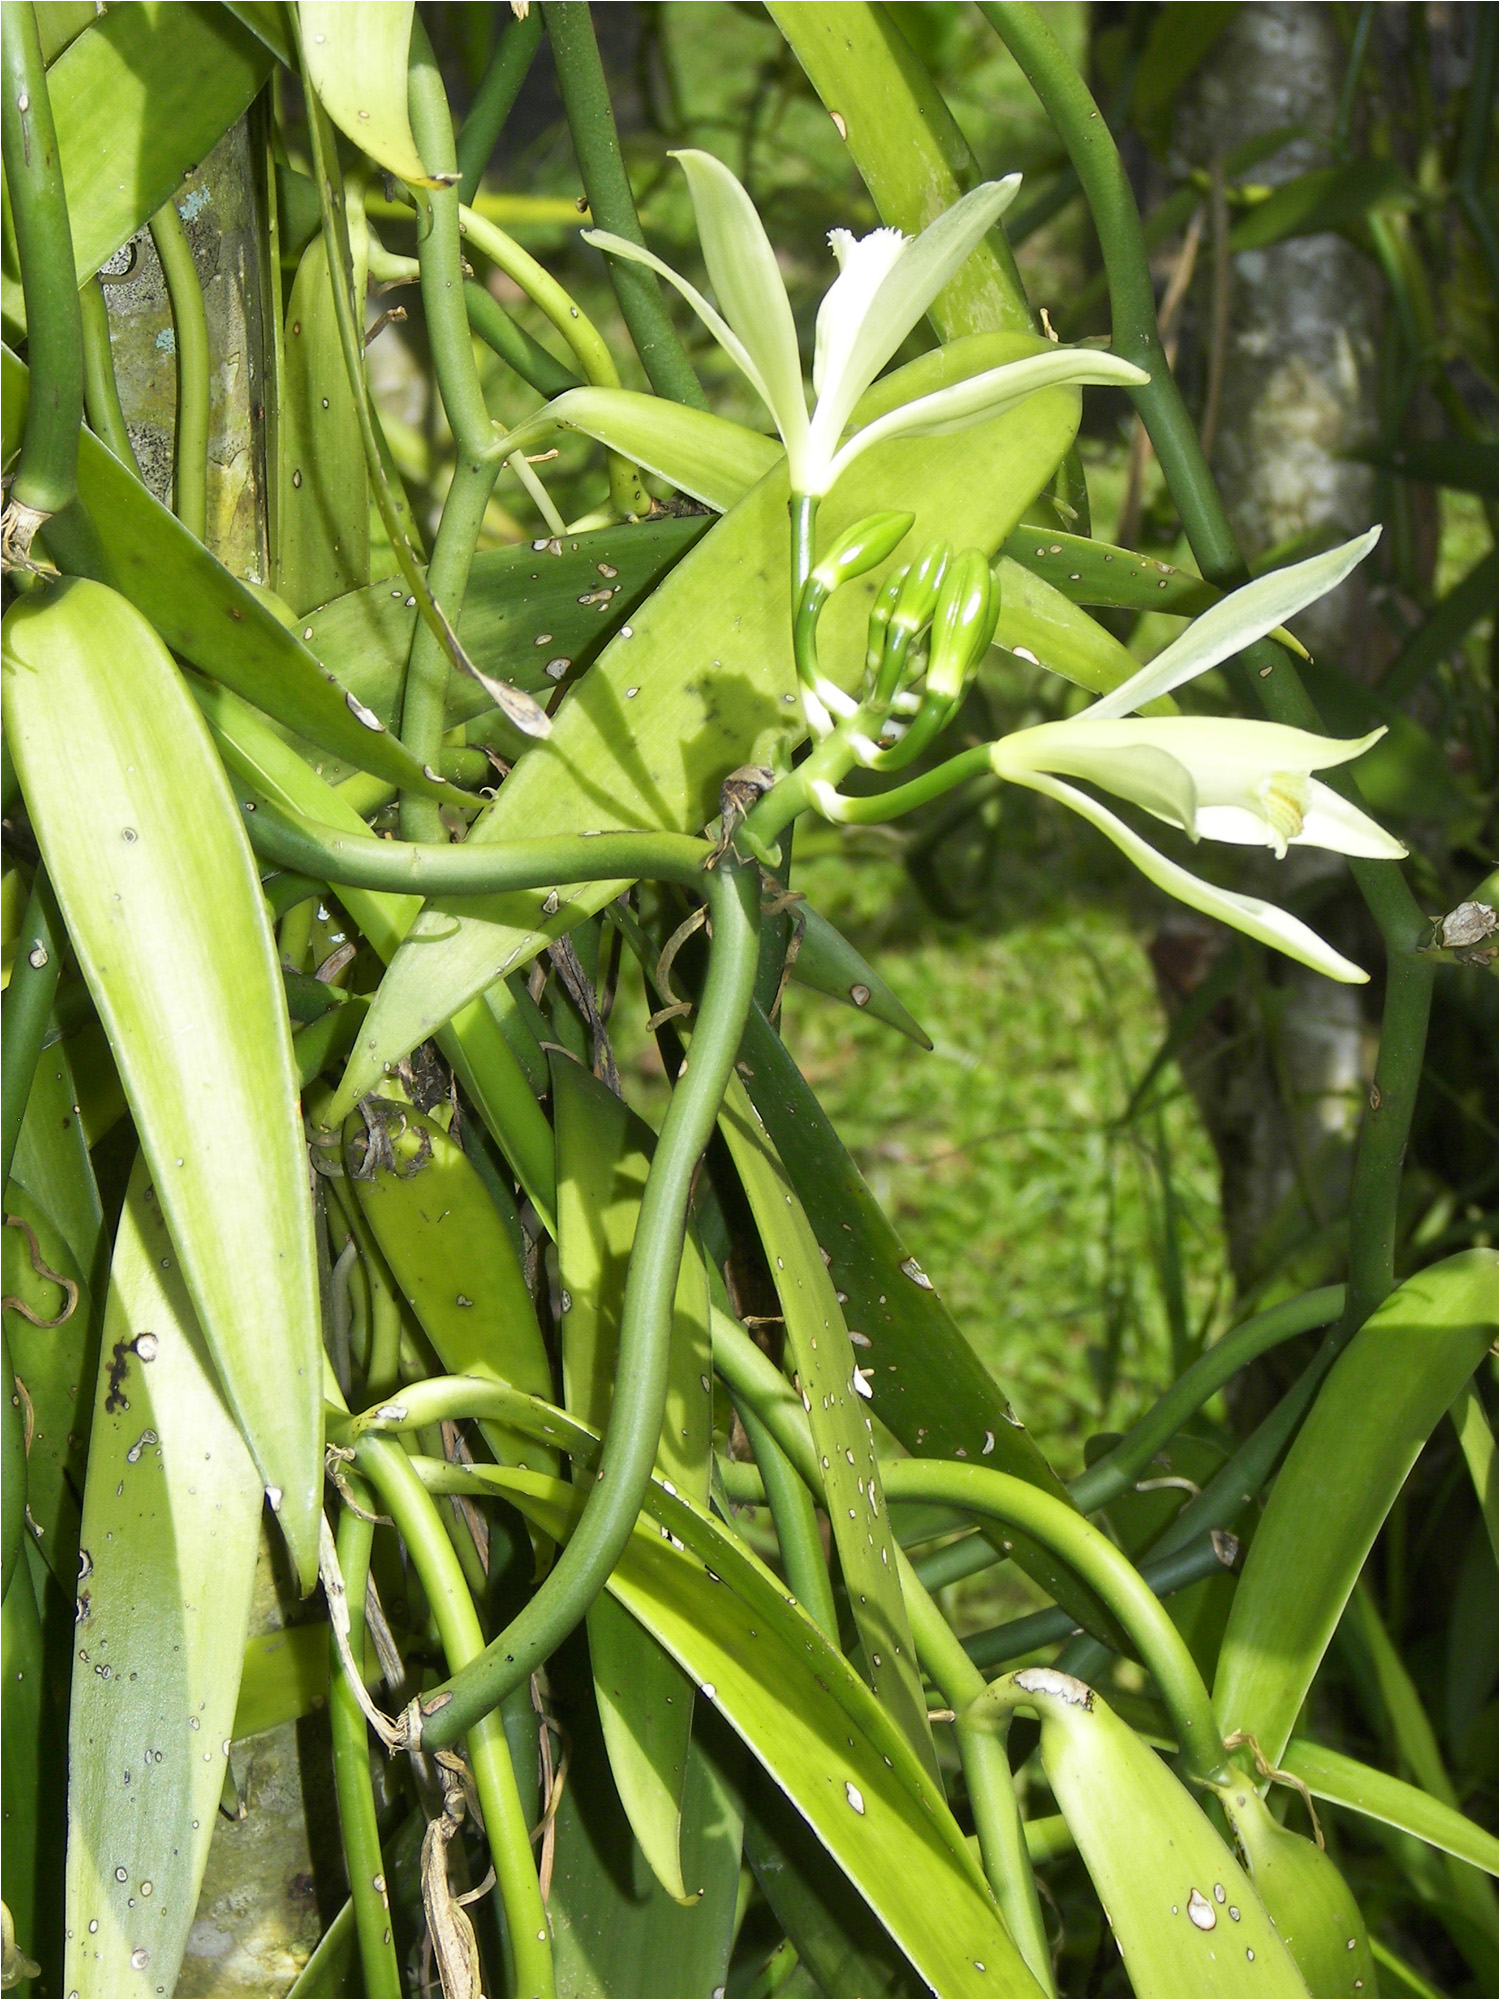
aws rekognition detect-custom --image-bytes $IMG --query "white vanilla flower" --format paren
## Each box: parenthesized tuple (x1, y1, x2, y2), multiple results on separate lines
(584, 150, 1149, 496)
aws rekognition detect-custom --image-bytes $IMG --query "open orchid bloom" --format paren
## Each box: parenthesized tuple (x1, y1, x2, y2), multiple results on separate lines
(583, 149, 1149, 497)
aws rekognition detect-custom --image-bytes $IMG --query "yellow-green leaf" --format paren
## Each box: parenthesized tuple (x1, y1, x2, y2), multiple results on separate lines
(299, 1, 442, 189)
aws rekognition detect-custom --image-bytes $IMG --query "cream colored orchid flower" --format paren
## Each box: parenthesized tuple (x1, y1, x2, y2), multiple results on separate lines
(583, 150, 1149, 497)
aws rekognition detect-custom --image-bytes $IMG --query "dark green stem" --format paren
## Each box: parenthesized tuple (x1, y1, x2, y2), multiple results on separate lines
(735, 1398, 838, 1638)
(455, 6, 543, 207)
(1, 870, 61, 1191)
(1069, 1286, 1344, 1514)
(78, 278, 139, 472)
(405, 19, 506, 841)
(464, 279, 580, 397)
(417, 860, 760, 1750)
(963, 1531, 1239, 1672)
(330, 1491, 402, 1998)
(980, 1, 1434, 1335)
(541, 1, 706, 408)
(239, 795, 711, 899)
(1, 0, 82, 534)
(148, 196, 210, 541)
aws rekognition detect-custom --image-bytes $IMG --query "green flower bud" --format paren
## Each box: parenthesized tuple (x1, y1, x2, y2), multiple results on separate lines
(926, 550, 997, 702)
(807, 509, 915, 596)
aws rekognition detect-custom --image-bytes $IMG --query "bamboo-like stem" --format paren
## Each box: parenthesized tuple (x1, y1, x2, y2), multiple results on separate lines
(148, 196, 210, 541)
(329, 1491, 403, 1999)
(541, 1, 707, 408)
(355, 1432, 556, 1999)
(1, 1, 82, 559)
(455, 6, 543, 208)
(978, 1, 1435, 1338)
(78, 279, 139, 472)
(414, 861, 761, 1751)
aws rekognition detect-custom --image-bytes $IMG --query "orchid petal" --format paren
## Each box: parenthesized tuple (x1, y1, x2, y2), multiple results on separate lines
(668, 149, 810, 463)
(1196, 781, 1408, 858)
(1009, 769, 1371, 983)
(580, 226, 778, 412)
(808, 175, 1023, 460)
(1086, 528, 1382, 720)
(823, 349, 1151, 493)
(813, 227, 910, 403)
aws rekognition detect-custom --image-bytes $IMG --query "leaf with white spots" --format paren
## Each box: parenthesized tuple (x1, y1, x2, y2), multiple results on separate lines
(64, 1160, 262, 2000)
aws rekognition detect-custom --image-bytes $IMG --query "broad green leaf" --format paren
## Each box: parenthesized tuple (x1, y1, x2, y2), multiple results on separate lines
(550, 387, 782, 513)
(231, 1624, 333, 1742)
(276, 235, 370, 615)
(790, 906, 932, 1047)
(65, 1159, 263, 2000)
(35, 1, 99, 65)
(734, 1005, 1117, 1644)
(2, 1189, 93, 1590)
(344, 1097, 557, 1477)
(0, 346, 449, 801)
(334, 333, 1083, 1111)
(1, 2, 271, 337)
(221, 2, 297, 68)
(422, 1460, 1038, 1999)
(298, 515, 710, 778)
(717, 1078, 936, 1777)
(1213, 1249, 1498, 1765)
(548, 1690, 745, 1999)
(972, 1670, 1307, 1997)
(11, 1030, 104, 1289)
(1, 1553, 49, 1991)
(3, 582, 323, 1590)
(992, 556, 1179, 711)
(1217, 1782, 1374, 1999)
(554, 1056, 715, 1903)
(186, 674, 559, 1226)
(1280, 1738, 1500, 1877)
(300, 2, 442, 190)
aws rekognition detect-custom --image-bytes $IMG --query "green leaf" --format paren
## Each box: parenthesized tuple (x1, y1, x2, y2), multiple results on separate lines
(299, 515, 710, 776)
(1, 1552, 51, 1992)
(1213, 1250, 1498, 1765)
(64, 1158, 264, 2000)
(717, 1078, 935, 1775)
(3, 581, 323, 1591)
(971, 1670, 1307, 1997)
(1128, 2, 1243, 151)
(0, 345, 450, 801)
(187, 675, 559, 1227)
(550, 387, 782, 513)
(1216, 1783, 1375, 2000)
(333, 332, 1083, 1112)
(232, 1624, 333, 1742)
(275, 235, 370, 615)
(1352, 436, 1498, 496)
(10, 1030, 104, 1294)
(423, 1460, 1038, 1999)
(345, 1097, 557, 1478)
(554, 1056, 714, 1903)
(734, 1005, 1117, 1643)
(300, 1, 442, 190)
(789, 906, 932, 1047)
(1, 1, 271, 336)
(1230, 159, 1421, 254)
(2, 1188, 93, 1590)
(993, 556, 1179, 711)
(1280, 1738, 1500, 1878)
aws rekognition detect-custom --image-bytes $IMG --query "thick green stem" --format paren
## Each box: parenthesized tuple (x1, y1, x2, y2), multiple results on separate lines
(78, 278, 139, 472)
(898, 1553, 1055, 1996)
(330, 1492, 403, 1999)
(734, 1399, 838, 1639)
(980, 1, 1434, 1335)
(455, 6, 543, 207)
(1, 1, 82, 541)
(404, 21, 508, 840)
(355, 1433, 556, 1998)
(541, 1, 706, 408)
(147, 195, 210, 540)
(1, 870, 61, 1191)
(239, 799, 712, 900)
(417, 862, 761, 1750)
